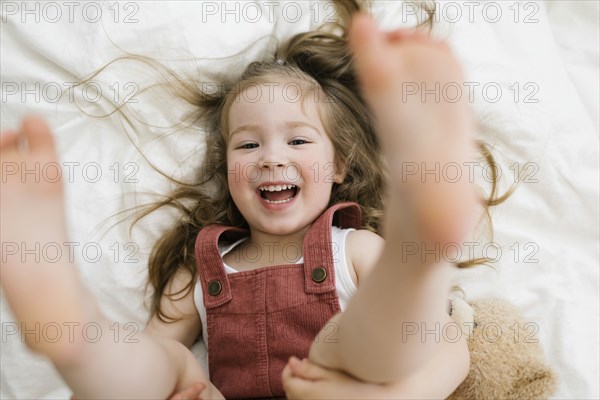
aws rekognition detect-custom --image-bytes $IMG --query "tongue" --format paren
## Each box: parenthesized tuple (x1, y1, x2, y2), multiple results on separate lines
(264, 189, 295, 201)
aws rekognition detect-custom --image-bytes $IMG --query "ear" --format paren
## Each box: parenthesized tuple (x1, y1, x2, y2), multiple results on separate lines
(333, 157, 347, 184)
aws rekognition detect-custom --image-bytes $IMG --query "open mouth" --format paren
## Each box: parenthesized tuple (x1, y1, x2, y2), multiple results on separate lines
(258, 184, 299, 204)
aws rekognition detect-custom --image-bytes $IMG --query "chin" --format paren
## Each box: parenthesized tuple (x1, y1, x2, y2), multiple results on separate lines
(259, 223, 302, 236)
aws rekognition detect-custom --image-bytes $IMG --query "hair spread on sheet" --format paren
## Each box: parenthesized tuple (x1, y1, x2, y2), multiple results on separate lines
(74, 0, 518, 323)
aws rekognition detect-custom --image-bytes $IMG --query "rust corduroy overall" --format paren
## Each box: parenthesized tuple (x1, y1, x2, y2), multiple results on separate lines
(194, 202, 362, 398)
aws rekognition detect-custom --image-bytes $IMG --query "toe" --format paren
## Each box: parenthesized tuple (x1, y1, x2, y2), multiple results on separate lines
(0, 130, 21, 151)
(349, 13, 395, 95)
(20, 116, 56, 156)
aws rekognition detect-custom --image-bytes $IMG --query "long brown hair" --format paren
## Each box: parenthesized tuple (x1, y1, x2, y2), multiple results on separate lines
(79, 0, 516, 323)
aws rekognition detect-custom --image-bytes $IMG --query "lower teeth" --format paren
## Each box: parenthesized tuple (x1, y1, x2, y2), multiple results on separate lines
(264, 197, 293, 204)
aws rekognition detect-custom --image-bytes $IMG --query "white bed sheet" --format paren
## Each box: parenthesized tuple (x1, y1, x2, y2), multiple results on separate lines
(1, 1, 598, 398)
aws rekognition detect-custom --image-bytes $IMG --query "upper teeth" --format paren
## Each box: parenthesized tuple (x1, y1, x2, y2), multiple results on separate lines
(259, 184, 296, 192)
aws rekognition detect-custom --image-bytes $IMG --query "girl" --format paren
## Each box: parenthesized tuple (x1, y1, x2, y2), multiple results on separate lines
(1, 1, 493, 398)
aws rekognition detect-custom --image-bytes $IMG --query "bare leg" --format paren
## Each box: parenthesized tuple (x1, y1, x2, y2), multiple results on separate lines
(0, 118, 210, 398)
(308, 14, 478, 383)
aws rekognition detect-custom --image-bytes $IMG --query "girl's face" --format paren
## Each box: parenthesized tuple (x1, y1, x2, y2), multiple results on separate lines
(226, 80, 344, 238)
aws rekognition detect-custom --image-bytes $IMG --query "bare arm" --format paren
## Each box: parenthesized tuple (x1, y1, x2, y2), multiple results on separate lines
(144, 268, 224, 399)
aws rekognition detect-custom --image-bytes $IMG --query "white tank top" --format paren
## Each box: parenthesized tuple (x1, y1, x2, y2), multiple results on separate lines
(193, 226, 358, 349)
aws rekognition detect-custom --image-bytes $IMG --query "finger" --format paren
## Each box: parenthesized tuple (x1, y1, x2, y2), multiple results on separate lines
(283, 373, 318, 400)
(186, 382, 206, 400)
(282, 363, 296, 396)
(282, 362, 293, 381)
(20, 116, 56, 156)
(288, 357, 329, 381)
(169, 382, 206, 400)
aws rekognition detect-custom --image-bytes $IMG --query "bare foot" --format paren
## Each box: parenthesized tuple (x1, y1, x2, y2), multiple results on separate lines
(1, 117, 67, 248)
(349, 14, 479, 247)
(1, 117, 86, 361)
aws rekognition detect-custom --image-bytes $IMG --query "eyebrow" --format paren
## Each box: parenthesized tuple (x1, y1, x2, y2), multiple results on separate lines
(230, 121, 321, 137)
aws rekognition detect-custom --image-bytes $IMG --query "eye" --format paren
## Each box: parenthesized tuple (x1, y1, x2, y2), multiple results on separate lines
(289, 139, 309, 146)
(237, 143, 258, 149)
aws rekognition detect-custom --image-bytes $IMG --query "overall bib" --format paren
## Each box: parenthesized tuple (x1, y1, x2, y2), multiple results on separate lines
(194, 202, 362, 399)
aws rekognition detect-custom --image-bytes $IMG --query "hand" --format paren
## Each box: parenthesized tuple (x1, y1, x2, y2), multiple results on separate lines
(348, 14, 479, 246)
(282, 357, 388, 400)
(168, 382, 206, 400)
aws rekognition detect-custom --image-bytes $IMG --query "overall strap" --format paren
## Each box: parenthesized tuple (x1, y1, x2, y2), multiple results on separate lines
(303, 202, 362, 294)
(194, 224, 248, 308)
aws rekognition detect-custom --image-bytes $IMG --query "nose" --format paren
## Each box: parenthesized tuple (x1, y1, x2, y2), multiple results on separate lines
(260, 161, 285, 169)
(258, 143, 287, 169)
(258, 158, 286, 183)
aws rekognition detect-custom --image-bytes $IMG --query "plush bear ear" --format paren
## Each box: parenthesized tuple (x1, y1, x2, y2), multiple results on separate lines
(448, 297, 475, 336)
(447, 298, 558, 400)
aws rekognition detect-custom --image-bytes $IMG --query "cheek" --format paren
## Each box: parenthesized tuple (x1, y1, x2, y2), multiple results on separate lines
(226, 174, 250, 217)
(226, 152, 241, 185)
(299, 158, 336, 186)
(226, 159, 260, 204)
(225, 156, 243, 201)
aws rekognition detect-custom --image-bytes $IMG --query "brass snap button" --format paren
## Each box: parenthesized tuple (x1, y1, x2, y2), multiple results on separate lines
(311, 267, 327, 283)
(208, 280, 222, 296)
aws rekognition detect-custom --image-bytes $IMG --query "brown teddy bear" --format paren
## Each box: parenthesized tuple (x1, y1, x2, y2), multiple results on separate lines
(447, 297, 558, 399)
